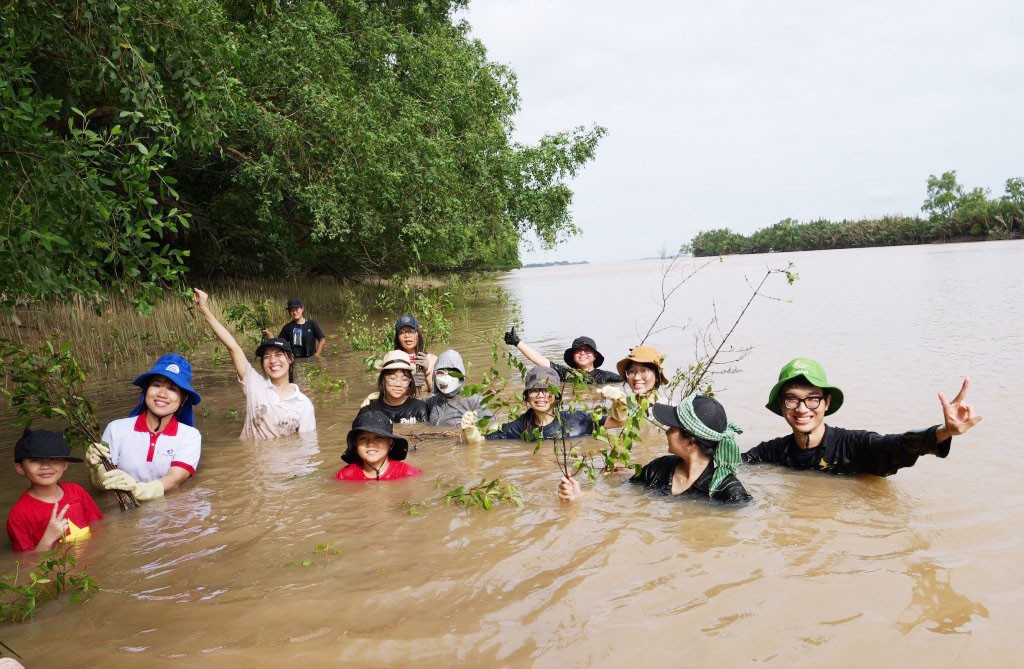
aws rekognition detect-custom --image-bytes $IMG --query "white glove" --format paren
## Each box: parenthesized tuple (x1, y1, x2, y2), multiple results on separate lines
(360, 392, 380, 409)
(85, 442, 111, 468)
(599, 386, 629, 422)
(460, 411, 483, 444)
(100, 469, 164, 501)
(598, 386, 627, 402)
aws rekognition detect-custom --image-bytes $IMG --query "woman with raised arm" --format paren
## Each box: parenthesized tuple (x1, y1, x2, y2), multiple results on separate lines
(193, 288, 315, 439)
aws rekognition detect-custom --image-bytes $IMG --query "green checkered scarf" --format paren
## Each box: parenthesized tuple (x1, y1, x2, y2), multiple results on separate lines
(675, 393, 743, 496)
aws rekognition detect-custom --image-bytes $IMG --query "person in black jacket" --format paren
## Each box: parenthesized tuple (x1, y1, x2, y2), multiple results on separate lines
(742, 358, 982, 476)
(503, 327, 622, 384)
(558, 394, 752, 504)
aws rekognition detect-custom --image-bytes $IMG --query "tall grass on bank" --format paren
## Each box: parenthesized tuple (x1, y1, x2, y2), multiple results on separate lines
(0, 274, 511, 369)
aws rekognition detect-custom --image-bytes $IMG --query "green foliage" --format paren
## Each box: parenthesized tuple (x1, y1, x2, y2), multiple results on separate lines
(0, 338, 101, 451)
(0, 0, 235, 312)
(443, 479, 523, 510)
(1, 544, 99, 623)
(222, 299, 274, 347)
(2, 0, 603, 308)
(304, 364, 347, 392)
(283, 541, 340, 568)
(690, 171, 1022, 256)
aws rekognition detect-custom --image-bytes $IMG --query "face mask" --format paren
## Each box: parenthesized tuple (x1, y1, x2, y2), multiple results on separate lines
(435, 374, 462, 395)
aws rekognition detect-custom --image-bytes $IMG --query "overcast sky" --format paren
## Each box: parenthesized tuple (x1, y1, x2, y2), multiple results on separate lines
(464, 1, 1024, 263)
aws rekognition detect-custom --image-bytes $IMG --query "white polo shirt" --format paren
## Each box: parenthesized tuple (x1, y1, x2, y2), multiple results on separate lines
(101, 414, 201, 482)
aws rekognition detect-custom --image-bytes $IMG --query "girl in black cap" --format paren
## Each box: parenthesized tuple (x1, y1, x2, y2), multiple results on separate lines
(336, 411, 421, 480)
(504, 327, 622, 384)
(559, 393, 751, 504)
(194, 288, 316, 439)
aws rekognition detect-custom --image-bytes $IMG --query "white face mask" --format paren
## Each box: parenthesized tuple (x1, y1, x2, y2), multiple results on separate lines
(435, 373, 462, 395)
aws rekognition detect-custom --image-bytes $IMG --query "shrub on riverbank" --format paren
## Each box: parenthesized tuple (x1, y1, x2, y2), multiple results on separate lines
(0, 0, 604, 314)
(690, 172, 1024, 256)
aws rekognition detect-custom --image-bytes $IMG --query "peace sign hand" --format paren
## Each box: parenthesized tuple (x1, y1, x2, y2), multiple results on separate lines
(39, 502, 70, 550)
(938, 377, 983, 438)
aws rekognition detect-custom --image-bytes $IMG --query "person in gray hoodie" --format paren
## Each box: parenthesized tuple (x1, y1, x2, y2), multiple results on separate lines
(424, 349, 493, 427)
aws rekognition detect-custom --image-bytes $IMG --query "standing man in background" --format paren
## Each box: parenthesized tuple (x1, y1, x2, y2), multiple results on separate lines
(263, 297, 326, 359)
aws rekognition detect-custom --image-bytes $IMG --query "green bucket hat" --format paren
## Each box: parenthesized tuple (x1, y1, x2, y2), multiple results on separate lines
(766, 358, 844, 416)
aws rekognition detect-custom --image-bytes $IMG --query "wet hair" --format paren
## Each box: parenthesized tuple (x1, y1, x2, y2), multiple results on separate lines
(260, 347, 295, 384)
(393, 327, 425, 354)
(625, 361, 662, 388)
(378, 368, 417, 399)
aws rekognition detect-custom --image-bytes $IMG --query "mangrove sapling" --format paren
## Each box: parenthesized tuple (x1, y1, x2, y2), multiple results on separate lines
(304, 364, 347, 393)
(443, 479, 524, 510)
(283, 542, 341, 568)
(0, 543, 99, 623)
(664, 264, 797, 401)
(0, 338, 138, 509)
(222, 299, 274, 348)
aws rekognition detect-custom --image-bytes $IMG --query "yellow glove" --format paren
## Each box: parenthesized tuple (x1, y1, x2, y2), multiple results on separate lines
(360, 392, 380, 409)
(85, 442, 111, 468)
(460, 411, 483, 444)
(99, 469, 164, 501)
(132, 479, 165, 501)
(599, 386, 629, 422)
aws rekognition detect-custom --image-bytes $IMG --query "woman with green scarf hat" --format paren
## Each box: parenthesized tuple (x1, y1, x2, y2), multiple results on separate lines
(742, 358, 982, 476)
(558, 393, 751, 504)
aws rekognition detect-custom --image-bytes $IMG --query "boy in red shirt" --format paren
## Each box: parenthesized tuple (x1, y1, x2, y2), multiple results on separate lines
(6, 429, 103, 552)
(336, 411, 420, 481)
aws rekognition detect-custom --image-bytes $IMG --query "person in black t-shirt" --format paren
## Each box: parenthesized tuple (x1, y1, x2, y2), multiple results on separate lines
(503, 327, 622, 384)
(262, 297, 325, 359)
(558, 394, 751, 504)
(358, 350, 429, 424)
(741, 358, 982, 476)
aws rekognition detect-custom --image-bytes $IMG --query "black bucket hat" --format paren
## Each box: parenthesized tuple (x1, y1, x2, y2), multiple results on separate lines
(563, 336, 604, 368)
(14, 428, 84, 463)
(341, 410, 410, 464)
(651, 396, 728, 451)
(286, 297, 303, 310)
(255, 337, 294, 359)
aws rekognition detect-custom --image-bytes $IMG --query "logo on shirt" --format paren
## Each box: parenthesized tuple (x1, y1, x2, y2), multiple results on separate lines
(164, 363, 181, 374)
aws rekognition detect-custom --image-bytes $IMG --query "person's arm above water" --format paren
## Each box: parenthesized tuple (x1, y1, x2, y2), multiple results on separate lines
(933, 377, 982, 444)
(193, 288, 249, 381)
(312, 320, 326, 357)
(504, 326, 552, 368)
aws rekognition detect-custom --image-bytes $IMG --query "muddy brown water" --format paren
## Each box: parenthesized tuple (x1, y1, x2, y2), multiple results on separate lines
(2, 240, 1022, 667)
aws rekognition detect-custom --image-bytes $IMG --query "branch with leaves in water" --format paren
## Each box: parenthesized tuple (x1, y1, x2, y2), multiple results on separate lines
(0, 338, 138, 510)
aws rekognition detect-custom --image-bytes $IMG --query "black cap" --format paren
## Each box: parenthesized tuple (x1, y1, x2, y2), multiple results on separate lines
(14, 429, 84, 463)
(286, 298, 303, 310)
(255, 337, 294, 359)
(342, 410, 410, 464)
(563, 335, 605, 368)
(651, 396, 728, 450)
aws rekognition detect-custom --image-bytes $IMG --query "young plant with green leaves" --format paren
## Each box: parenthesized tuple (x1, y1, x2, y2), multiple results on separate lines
(443, 479, 524, 511)
(0, 338, 138, 509)
(0, 544, 99, 623)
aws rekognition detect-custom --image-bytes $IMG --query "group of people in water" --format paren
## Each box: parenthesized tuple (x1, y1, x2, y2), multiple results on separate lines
(6, 288, 983, 552)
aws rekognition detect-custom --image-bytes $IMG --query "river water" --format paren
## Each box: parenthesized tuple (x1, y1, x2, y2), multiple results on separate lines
(2, 240, 1022, 667)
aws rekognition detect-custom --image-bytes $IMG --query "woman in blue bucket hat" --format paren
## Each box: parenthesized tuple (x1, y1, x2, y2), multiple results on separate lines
(85, 353, 203, 502)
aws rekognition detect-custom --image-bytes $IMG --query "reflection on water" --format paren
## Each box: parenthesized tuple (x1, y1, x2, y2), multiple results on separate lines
(1, 241, 1022, 665)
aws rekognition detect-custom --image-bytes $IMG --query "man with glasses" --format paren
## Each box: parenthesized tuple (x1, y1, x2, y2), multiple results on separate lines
(741, 358, 982, 476)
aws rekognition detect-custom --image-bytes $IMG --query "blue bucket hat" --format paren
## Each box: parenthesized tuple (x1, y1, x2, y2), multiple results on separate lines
(129, 353, 202, 427)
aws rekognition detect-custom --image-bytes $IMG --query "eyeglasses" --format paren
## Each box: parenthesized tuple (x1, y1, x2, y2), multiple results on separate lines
(782, 395, 824, 410)
(625, 367, 654, 378)
(384, 374, 411, 386)
(526, 389, 552, 398)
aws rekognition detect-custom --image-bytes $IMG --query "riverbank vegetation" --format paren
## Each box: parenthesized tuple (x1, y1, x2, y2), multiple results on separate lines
(1, 0, 604, 315)
(690, 172, 1024, 256)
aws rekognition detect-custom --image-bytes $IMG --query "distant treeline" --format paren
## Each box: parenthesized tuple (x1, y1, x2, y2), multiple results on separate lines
(520, 261, 590, 268)
(0, 0, 604, 313)
(690, 172, 1024, 256)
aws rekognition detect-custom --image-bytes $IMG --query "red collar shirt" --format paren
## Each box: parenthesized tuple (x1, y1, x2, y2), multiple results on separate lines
(100, 414, 201, 482)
